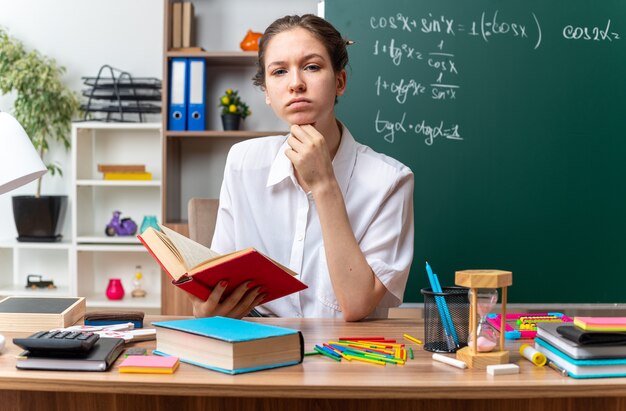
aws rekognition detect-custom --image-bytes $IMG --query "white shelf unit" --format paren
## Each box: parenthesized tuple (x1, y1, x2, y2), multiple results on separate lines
(75, 244, 161, 311)
(0, 239, 72, 297)
(71, 122, 162, 311)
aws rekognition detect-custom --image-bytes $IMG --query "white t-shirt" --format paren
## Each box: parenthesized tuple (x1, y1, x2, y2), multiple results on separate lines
(211, 124, 414, 318)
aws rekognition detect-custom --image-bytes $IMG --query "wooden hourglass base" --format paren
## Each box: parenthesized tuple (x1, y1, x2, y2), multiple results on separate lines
(456, 346, 509, 369)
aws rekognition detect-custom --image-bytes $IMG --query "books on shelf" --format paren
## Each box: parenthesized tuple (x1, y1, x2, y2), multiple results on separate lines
(152, 316, 304, 374)
(138, 225, 307, 303)
(16, 337, 125, 372)
(98, 164, 146, 173)
(536, 323, 626, 360)
(97, 164, 152, 181)
(0, 297, 86, 332)
(182, 2, 194, 48)
(103, 172, 153, 181)
(171, 2, 182, 49)
(171, 1, 195, 50)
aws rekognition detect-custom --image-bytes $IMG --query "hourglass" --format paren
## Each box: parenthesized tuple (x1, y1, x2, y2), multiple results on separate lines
(468, 288, 498, 352)
(455, 269, 512, 368)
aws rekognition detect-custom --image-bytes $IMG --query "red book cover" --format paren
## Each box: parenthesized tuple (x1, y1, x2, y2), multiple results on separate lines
(138, 228, 307, 303)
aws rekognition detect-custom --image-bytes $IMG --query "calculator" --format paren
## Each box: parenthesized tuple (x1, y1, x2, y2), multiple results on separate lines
(13, 330, 100, 353)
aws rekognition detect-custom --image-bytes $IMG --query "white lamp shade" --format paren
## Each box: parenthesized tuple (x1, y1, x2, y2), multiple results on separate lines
(0, 112, 47, 195)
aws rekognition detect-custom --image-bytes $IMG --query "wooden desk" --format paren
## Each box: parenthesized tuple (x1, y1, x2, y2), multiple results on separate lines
(1, 317, 625, 411)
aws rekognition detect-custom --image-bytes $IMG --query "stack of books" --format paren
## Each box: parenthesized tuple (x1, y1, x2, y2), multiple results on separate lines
(98, 164, 152, 180)
(534, 317, 626, 379)
(170, 2, 198, 50)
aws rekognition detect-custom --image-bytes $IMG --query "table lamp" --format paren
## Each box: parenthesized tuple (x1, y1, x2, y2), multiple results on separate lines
(0, 111, 45, 351)
(0, 112, 47, 195)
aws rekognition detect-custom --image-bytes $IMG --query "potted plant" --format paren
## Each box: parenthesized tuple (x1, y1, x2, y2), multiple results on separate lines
(0, 27, 80, 241)
(218, 88, 251, 131)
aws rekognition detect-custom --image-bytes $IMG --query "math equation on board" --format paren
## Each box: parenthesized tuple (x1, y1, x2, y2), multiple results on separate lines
(365, 11, 621, 146)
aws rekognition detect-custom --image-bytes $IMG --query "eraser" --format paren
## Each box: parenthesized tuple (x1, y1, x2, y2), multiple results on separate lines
(486, 363, 520, 376)
(432, 353, 467, 369)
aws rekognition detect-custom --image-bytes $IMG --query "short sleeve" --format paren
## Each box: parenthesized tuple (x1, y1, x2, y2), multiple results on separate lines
(210, 151, 236, 254)
(361, 170, 414, 307)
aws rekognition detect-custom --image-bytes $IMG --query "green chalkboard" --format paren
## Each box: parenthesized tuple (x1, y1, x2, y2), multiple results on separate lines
(327, 1, 626, 303)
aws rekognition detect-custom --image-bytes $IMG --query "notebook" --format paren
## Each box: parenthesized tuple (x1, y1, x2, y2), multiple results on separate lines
(536, 323, 626, 359)
(535, 338, 626, 379)
(16, 337, 125, 371)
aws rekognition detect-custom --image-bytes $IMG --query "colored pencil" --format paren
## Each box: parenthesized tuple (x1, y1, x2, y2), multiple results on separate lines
(314, 346, 341, 362)
(346, 354, 386, 365)
(339, 336, 384, 341)
(314, 335, 410, 366)
(403, 333, 423, 345)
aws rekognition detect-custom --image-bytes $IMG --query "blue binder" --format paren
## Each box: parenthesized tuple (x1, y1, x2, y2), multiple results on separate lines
(186, 58, 206, 131)
(168, 58, 188, 131)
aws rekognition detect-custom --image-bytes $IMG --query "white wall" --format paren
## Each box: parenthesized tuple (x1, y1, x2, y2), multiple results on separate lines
(0, 0, 163, 240)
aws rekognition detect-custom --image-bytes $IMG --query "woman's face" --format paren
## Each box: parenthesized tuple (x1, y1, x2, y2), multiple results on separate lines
(263, 27, 346, 127)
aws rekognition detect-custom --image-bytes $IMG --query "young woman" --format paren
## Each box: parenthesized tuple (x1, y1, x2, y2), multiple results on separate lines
(189, 14, 414, 321)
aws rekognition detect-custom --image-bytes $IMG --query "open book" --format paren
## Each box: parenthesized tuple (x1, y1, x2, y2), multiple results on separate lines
(138, 226, 307, 303)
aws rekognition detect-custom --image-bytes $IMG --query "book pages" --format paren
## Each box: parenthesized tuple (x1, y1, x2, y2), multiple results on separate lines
(159, 225, 220, 270)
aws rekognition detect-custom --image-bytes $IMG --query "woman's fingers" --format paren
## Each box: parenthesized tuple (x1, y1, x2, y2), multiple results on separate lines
(249, 293, 267, 310)
(189, 281, 267, 319)
(190, 281, 226, 318)
(230, 286, 263, 318)
(228, 287, 261, 318)
(215, 281, 253, 316)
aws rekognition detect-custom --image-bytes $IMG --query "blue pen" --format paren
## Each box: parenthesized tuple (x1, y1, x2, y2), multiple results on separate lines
(426, 262, 459, 348)
(426, 262, 455, 351)
(433, 273, 459, 346)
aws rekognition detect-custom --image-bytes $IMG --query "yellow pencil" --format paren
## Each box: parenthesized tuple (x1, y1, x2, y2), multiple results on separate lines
(331, 341, 395, 354)
(358, 340, 402, 348)
(403, 333, 423, 345)
(346, 354, 386, 365)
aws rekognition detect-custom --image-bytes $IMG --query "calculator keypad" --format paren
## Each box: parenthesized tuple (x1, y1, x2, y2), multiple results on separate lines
(13, 330, 100, 353)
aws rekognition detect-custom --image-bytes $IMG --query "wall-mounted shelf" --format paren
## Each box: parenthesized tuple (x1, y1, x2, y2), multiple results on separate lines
(165, 51, 257, 65)
(165, 130, 287, 138)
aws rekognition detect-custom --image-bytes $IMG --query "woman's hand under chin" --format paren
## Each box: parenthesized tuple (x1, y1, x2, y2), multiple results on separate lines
(285, 124, 337, 192)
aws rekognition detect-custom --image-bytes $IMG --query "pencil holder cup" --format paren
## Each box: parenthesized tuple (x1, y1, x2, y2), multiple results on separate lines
(421, 287, 470, 353)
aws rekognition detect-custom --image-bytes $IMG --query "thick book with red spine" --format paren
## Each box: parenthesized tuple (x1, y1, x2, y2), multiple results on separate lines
(138, 226, 307, 303)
